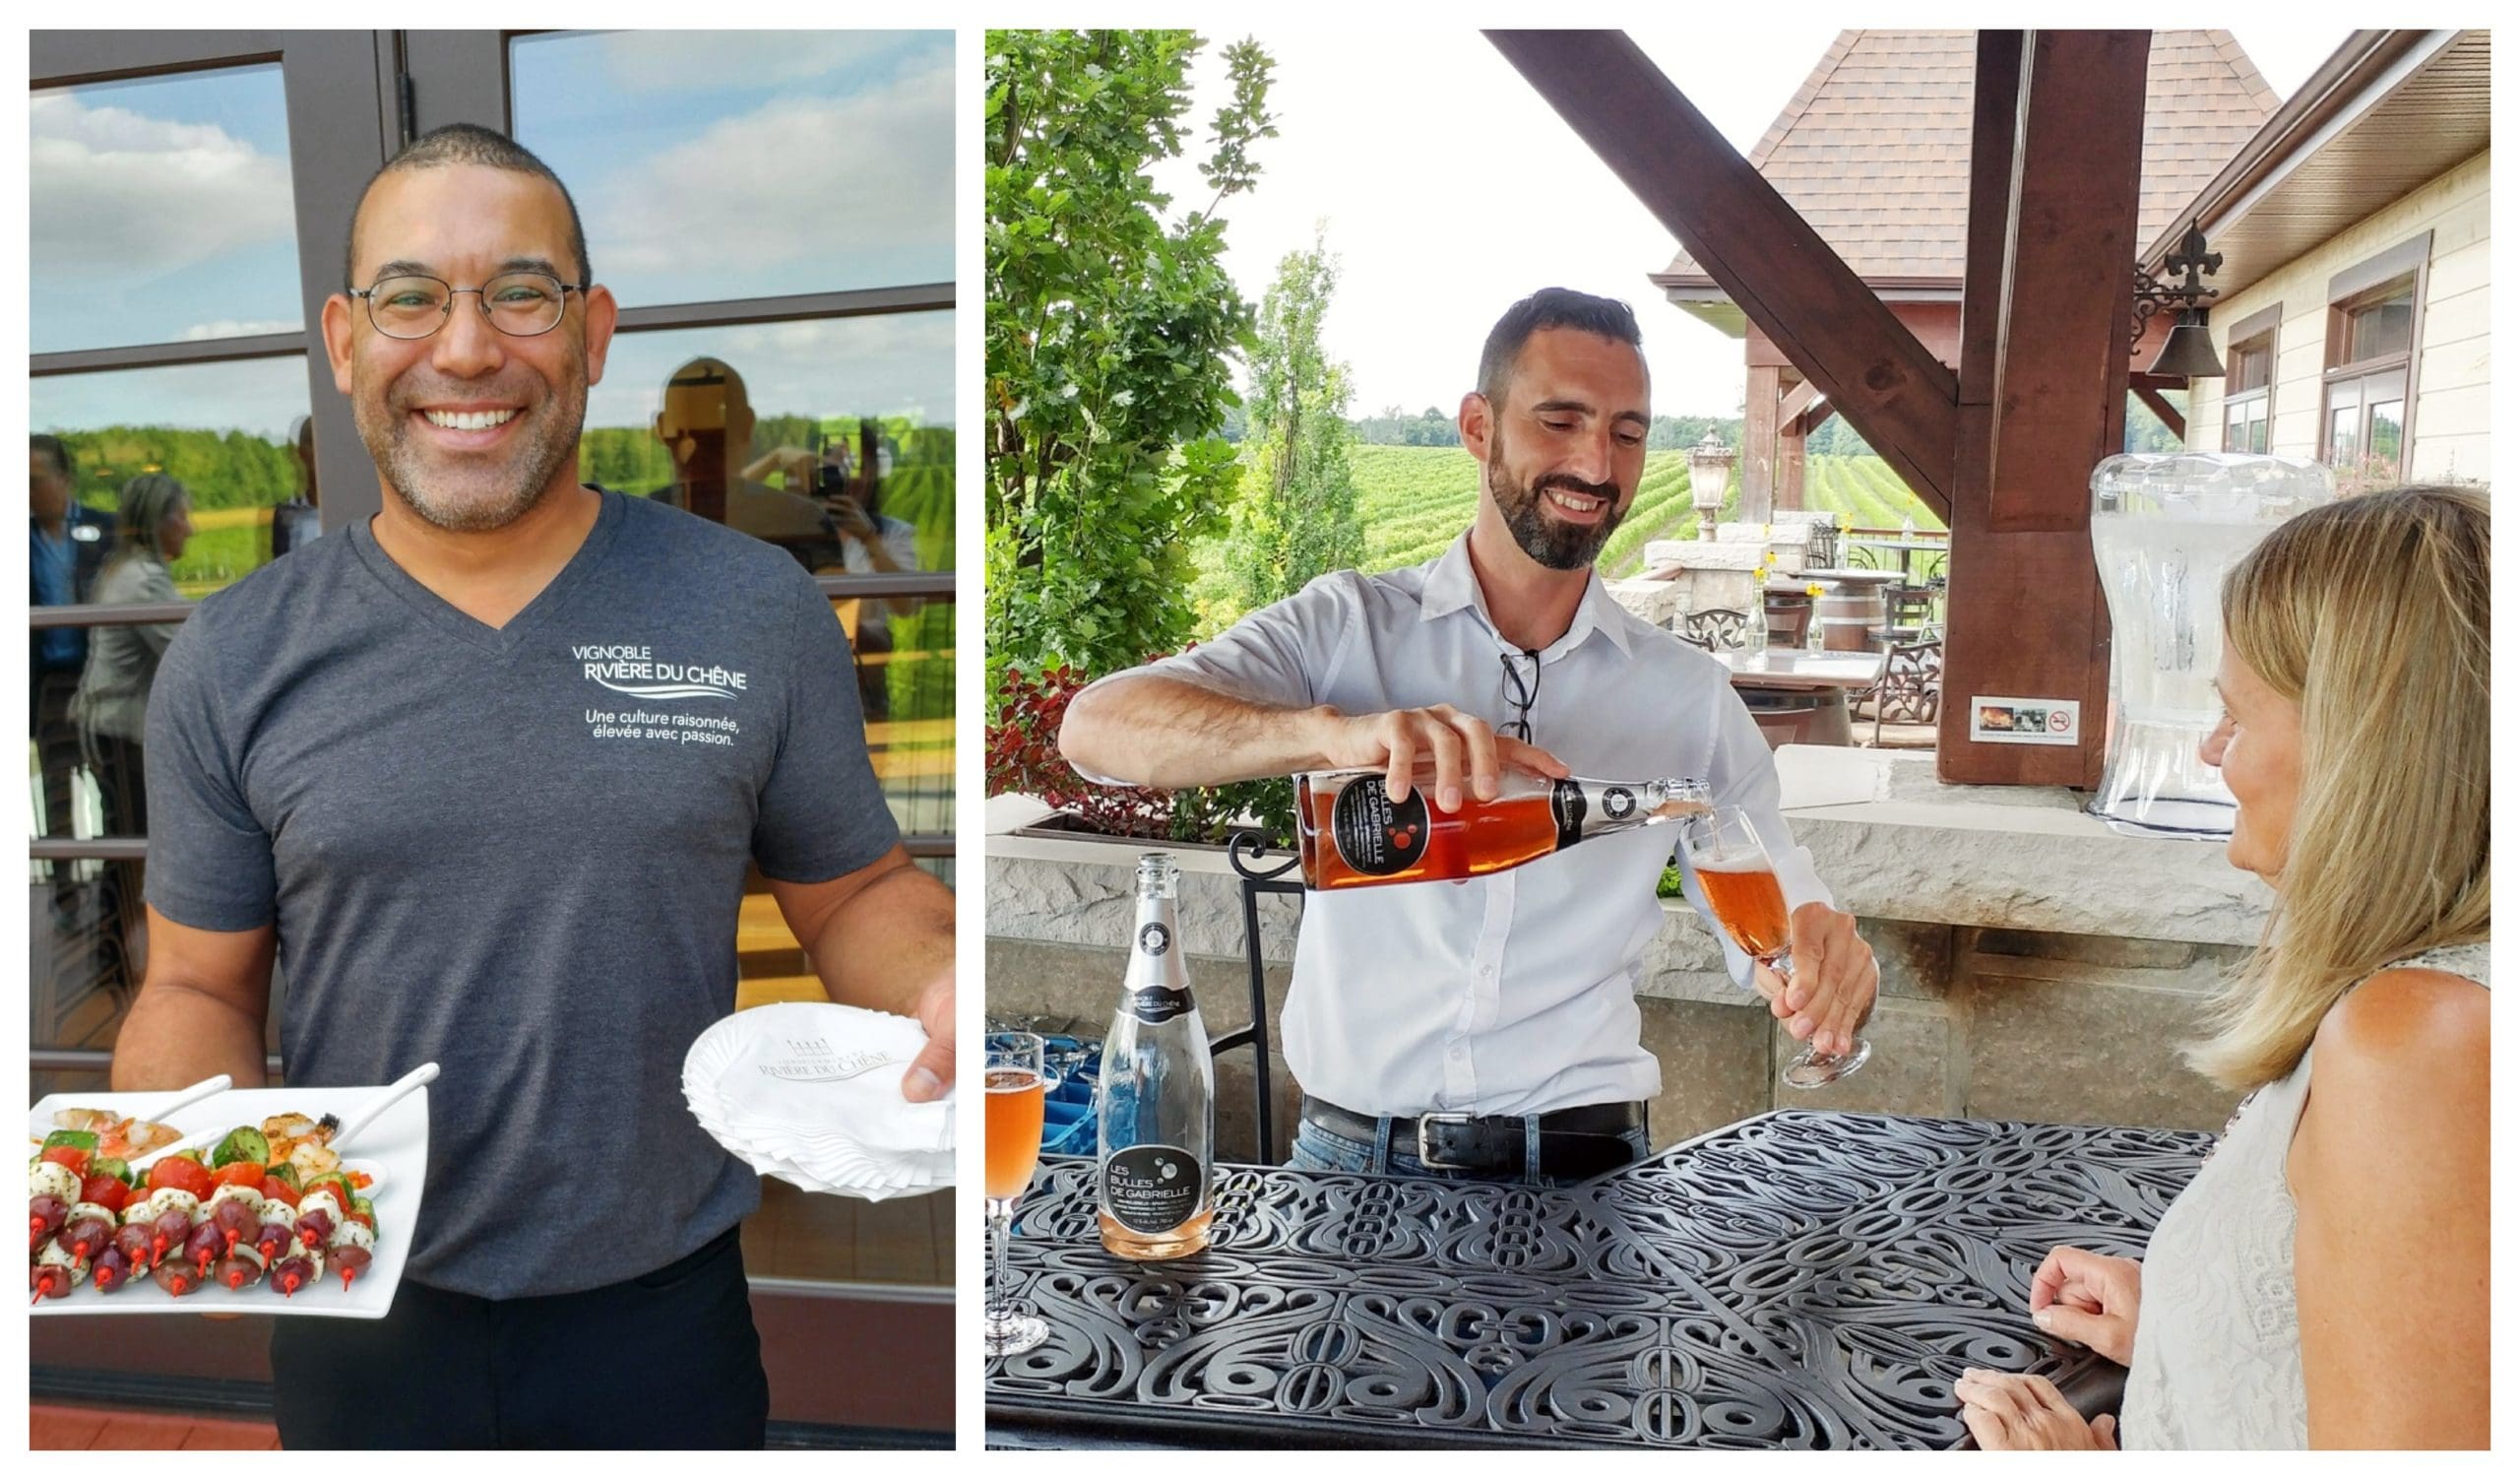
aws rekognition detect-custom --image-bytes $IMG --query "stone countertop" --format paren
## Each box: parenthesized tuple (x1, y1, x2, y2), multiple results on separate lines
(985, 748, 2274, 973)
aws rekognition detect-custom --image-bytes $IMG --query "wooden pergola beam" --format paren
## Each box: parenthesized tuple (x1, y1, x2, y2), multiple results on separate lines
(1489, 31, 1958, 517)
(2131, 383, 2186, 441)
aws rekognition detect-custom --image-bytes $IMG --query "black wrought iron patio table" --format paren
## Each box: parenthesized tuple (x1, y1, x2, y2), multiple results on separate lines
(985, 1109, 2211, 1448)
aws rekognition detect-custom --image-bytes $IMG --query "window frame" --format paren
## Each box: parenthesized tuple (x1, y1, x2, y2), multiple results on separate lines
(2218, 302, 2280, 456)
(2318, 231, 2430, 481)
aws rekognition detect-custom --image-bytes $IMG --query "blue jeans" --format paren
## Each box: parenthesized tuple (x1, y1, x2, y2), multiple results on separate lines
(1288, 1110, 1651, 1189)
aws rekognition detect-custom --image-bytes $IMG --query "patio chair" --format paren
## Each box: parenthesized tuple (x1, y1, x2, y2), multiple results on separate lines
(1867, 624, 1945, 744)
(1676, 607, 1753, 652)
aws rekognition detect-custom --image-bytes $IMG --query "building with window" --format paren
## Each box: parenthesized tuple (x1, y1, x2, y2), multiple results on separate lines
(2163, 31, 2489, 489)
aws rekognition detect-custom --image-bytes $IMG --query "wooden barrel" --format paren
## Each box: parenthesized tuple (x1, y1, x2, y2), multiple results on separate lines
(1816, 585, 1886, 652)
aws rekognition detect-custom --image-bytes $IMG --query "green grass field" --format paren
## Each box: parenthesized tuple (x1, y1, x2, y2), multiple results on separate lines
(1189, 446, 1943, 635)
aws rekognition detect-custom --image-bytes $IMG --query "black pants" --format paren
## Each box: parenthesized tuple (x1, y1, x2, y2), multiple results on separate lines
(271, 1225, 767, 1448)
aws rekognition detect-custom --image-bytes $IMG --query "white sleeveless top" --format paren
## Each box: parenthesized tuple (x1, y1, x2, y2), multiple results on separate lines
(2120, 940, 2490, 1448)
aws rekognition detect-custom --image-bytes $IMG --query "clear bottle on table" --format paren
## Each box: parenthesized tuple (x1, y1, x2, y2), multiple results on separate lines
(1096, 853, 1216, 1260)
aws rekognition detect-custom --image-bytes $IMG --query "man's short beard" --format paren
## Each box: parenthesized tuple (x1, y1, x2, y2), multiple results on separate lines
(356, 369, 586, 535)
(1487, 436, 1624, 571)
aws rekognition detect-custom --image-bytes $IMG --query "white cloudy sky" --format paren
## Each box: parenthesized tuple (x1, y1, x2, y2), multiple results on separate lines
(32, 32, 954, 440)
(1156, 28, 2353, 418)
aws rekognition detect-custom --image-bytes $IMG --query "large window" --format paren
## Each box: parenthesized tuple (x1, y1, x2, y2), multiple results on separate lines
(2321, 233, 2429, 487)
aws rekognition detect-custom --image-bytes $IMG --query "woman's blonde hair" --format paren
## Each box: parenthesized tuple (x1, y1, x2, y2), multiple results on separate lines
(2186, 484, 2490, 1089)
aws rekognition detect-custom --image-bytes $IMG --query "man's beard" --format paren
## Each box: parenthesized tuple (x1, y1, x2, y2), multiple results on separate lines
(1487, 438, 1626, 571)
(354, 362, 586, 534)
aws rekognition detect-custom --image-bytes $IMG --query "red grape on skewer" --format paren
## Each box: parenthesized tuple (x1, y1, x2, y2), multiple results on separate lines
(113, 1220, 158, 1275)
(152, 1257, 201, 1297)
(184, 1222, 225, 1276)
(90, 1245, 134, 1293)
(30, 1193, 69, 1251)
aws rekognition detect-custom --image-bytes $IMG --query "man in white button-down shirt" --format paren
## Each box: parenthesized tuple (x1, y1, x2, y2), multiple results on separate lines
(1063, 290, 1878, 1185)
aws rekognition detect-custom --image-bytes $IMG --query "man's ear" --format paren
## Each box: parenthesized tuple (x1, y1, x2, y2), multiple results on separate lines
(1459, 391, 1493, 464)
(320, 294, 358, 398)
(582, 284, 620, 387)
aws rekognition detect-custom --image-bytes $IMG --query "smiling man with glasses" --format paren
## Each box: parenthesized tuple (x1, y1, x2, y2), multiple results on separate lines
(1062, 288, 1878, 1190)
(108, 123, 954, 1449)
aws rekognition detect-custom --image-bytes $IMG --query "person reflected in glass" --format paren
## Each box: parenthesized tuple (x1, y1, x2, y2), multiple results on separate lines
(649, 361, 919, 718)
(1957, 486, 2488, 1449)
(270, 414, 323, 559)
(30, 433, 111, 924)
(70, 473, 194, 990)
(793, 428, 918, 721)
(649, 355, 837, 565)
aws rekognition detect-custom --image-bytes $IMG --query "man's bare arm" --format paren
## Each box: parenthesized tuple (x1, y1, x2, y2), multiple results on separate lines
(1060, 673, 1569, 806)
(1059, 673, 1346, 790)
(768, 844, 955, 1101)
(110, 909, 278, 1091)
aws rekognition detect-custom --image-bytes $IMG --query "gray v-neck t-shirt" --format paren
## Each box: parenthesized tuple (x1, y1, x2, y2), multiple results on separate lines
(145, 489, 900, 1298)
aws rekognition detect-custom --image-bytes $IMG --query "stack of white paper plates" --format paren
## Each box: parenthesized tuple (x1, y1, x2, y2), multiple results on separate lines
(681, 1002, 953, 1201)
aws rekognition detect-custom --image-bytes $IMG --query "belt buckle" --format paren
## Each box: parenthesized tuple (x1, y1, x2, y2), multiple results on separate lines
(1416, 1113, 1480, 1170)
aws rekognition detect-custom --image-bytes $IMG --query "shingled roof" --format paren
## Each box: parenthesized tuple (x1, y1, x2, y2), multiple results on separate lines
(1654, 30, 2280, 316)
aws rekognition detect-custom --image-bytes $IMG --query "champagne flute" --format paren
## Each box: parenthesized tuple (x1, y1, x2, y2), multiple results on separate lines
(983, 1032, 1052, 1358)
(1679, 806, 1872, 1088)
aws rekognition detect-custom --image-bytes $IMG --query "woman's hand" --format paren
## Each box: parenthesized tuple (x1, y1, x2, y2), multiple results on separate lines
(2029, 1245, 2142, 1367)
(1955, 1369, 2118, 1450)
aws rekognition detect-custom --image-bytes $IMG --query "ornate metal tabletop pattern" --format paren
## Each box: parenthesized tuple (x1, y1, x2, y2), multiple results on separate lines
(986, 1110, 2212, 1448)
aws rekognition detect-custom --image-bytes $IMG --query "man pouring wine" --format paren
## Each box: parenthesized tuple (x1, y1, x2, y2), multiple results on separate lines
(1059, 288, 1879, 1186)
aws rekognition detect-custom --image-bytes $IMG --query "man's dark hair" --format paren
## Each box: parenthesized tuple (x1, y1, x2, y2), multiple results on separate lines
(345, 123, 591, 290)
(1477, 289, 1644, 407)
(32, 433, 74, 480)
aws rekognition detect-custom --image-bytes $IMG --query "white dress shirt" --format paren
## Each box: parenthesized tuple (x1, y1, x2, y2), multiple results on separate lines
(1121, 531, 1833, 1117)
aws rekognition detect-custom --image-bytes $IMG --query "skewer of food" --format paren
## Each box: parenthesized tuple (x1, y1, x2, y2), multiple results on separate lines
(31, 1118, 381, 1305)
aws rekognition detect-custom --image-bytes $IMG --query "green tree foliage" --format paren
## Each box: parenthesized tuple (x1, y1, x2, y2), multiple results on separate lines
(1225, 228, 1362, 612)
(983, 30, 1277, 677)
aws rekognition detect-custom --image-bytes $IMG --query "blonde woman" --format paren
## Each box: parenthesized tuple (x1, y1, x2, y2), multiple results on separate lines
(1957, 484, 2489, 1449)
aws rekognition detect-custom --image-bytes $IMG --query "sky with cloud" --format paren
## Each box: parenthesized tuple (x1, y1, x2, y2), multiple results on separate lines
(32, 31, 954, 443)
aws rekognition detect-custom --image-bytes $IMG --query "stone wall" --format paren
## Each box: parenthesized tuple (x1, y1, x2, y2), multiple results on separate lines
(989, 900, 2249, 1165)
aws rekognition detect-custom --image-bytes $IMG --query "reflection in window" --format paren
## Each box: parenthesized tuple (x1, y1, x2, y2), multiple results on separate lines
(32, 360, 313, 1038)
(510, 31, 953, 307)
(2344, 287, 2415, 363)
(31, 65, 302, 354)
(32, 356, 315, 596)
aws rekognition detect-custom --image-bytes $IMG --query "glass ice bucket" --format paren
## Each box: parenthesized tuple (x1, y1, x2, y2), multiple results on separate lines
(2087, 453, 2333, 838)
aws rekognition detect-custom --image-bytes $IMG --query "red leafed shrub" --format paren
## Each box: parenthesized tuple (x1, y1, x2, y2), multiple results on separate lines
(987, 663, 1295, 846)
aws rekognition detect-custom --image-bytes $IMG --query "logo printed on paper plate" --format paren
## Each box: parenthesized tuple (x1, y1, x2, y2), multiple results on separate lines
(754, 1037, 900, 1084)
(572, 641, 749, 700)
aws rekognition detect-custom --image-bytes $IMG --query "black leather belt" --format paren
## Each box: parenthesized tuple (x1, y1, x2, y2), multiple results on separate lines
(1301, 1096, 1647, 1181)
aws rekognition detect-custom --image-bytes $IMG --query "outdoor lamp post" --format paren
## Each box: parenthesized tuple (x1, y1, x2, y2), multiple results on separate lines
(1687, 431, 1734, 541)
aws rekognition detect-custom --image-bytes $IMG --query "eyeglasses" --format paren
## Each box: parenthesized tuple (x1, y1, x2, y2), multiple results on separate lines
(348, 272, 589, 341)
(1499, 649, 1542, 743)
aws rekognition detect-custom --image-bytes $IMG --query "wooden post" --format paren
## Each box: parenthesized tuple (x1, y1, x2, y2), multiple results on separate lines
(1743, 363, 1782, 523)
(1937, 30, 2151, 787)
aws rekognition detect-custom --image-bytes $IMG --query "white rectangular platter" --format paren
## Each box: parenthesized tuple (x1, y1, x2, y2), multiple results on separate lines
(30, 1084, 428, 1319)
